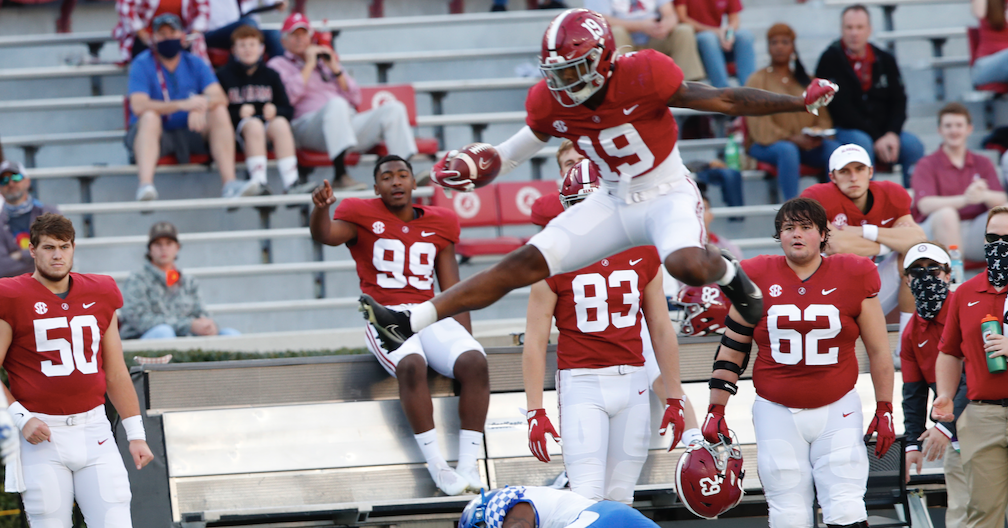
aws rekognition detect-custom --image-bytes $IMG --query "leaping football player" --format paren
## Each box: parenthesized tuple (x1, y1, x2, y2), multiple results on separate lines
(359, 8, 838, 355)
(309, 155, 490, 496)
(0, 214, 155, 527)
(701, 198, 895, 528)
(522, 160, 699, 504)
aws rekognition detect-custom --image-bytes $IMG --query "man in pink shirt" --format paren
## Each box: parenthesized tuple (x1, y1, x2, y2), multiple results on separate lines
(266, 13, 417, 190)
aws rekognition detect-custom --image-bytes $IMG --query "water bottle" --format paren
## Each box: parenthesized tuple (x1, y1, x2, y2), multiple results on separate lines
(981, 314, 1008, 373)
(949, 245, 965, 284)
(724, 135, 740, 171)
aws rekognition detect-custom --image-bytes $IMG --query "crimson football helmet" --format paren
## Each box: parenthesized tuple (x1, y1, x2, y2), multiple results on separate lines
(675, 436, 745, 519)
(540, 8, 616, 107)
(669, 285, 732, 336)
(560, 159, 601, 209)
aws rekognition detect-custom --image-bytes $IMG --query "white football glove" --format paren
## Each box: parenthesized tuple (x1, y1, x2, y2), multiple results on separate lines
(0, 409, 20, 464)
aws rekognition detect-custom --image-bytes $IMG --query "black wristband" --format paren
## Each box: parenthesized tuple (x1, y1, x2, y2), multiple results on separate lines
(709, 377, 738, 395)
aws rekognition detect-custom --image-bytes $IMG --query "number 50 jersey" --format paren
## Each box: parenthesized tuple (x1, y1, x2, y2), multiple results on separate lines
(742, 254, 881, 409)
(0, 273, 123, 415)
(335, 198, 461, 306)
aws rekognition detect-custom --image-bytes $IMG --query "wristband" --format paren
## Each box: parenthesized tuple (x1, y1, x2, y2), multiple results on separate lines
(935, 423, 953, 440)
(877, 244, 892, 256)
(122, 415, 146, 442)
(8, 401, 33, 432)
(862, 224, 878, 242)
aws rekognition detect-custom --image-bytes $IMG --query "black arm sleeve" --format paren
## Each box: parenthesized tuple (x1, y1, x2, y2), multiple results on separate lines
(901, 379, 930, 450)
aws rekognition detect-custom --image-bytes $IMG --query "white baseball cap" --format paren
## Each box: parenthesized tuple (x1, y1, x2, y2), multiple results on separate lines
(828, 144, 873, 172)
(903, 242, 951, 270)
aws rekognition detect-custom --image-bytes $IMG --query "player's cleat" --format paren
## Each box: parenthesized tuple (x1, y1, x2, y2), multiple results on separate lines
(432, 464, 469, 496)
(717, 249, 764, 325)
(358, 294, 414, 351)
(457, 464, 484, 492)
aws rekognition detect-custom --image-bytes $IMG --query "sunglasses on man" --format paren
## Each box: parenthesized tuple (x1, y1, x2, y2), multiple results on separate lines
(906, 265, 947, 279)
(0, 172, 24, 186)
(986, 233, 1008, 243)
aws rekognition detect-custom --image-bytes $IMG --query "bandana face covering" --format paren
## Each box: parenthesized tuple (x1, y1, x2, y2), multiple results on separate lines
(909, 274, 948, 320)
(986, 241, 1008, 288)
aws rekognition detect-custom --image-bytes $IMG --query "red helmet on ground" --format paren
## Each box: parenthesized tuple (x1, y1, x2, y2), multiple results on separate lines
(675, 436, 745, 519)
(669, 285, 732, 336)
(560, 159, 601, 209)
(540, 8, 616, 107)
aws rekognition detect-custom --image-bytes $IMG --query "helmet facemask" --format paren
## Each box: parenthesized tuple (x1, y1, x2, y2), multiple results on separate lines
(541, 47, 606, 107)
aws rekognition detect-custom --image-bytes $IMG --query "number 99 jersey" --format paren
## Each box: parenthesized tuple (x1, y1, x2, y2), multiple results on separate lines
(0, 273, 123, 415)
(334, 198, 460, 306)
(742, 254, 880, 409)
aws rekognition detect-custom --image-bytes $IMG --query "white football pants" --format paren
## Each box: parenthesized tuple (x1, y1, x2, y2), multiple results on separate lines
(364, 305, 485, 378)
(557, 365, 651, 505)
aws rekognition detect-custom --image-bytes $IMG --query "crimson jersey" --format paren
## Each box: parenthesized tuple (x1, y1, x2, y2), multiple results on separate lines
(546, 246, 661, 370)
(526, 50, 684, 184)
(743, 254, 881, 408)
(530, 191, 564, 227)
(0, 273, 122, 415)
(334, 198, 460, 306)
(800, 181, 912, 229)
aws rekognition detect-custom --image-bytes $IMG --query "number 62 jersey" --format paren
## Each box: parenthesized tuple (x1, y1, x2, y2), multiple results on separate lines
(334, 197, 460, 306)
(0, 273, 123, 416)
(742, 254, 881, 409)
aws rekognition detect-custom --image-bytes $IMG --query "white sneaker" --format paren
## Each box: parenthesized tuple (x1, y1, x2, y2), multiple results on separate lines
(222, 180, 260, 198)
(456, 464, 483, 492)
(431, 464, 468, 496)
(136, 184, 158, 201)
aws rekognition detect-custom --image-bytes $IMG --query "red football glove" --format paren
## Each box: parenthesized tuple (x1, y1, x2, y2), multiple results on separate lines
(702, 404, 730, 444)
(865, 401, 896, 458)
(527, 409, 560, 463)
(430, 150, 475, 192)
(803, 78, 839, 116)
(659, 397, 686, 450)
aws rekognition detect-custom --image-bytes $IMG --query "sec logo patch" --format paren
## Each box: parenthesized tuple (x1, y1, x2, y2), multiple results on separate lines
(372, 221, 385, 234)
(768, 284, 782, 297)
(34, 302, 47, 315)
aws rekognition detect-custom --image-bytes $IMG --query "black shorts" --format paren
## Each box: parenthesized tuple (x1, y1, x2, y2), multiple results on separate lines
(125, 121, 209, 164)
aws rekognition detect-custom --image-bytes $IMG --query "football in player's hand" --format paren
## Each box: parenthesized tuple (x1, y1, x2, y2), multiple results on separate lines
(446, 143, 502, 189)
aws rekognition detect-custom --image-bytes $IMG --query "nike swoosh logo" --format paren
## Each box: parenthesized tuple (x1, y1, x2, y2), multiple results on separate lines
(969, 301, 980, 306)
(421, 231, 435, 237)
(423, 440, 434, 446)
(623, 104, 639, 115)
(630, 258, 643, 266)
(881, 218, 893, 225)
(843, 412, 854, 418)
(98, 438, 108, 445)
(638, 388, 647, 395)
(918, 340, 928, 347)
(530, 418, 538, 430)
(478, 158, 492, 171)
(822, 288, 837, 295)
(83, 302, 96, 309)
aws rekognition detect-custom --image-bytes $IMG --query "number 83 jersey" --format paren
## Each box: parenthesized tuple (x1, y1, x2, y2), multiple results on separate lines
(743, 254, 881, 409)
(0, 273, 123, 415)
(335, 198, 461, 306)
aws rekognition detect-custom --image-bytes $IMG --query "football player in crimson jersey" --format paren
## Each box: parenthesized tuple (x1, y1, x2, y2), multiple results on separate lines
(359, 8, 839, 354)
(309, 155, 490, 496)
(800, 144, 926, 367)
(702, 198, 895, 528)
(522, 160, 698, 505)
(0, 214, 154, 527)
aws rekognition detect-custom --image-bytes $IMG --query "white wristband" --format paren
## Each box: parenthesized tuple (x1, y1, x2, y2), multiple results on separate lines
(862, 224, 879, 242)
(877, 244, 893, 256)
(122, 415, 146, 442)
(8, 402, 33, 432)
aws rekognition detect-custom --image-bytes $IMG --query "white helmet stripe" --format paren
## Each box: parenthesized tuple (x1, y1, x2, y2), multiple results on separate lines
(577, 159, 592, 184)
(546, 8, 577, 55)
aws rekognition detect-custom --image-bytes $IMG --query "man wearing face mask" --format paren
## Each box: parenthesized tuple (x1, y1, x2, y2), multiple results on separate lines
(899, 242, 970, 528)
(126, 13, 260, 201)
(0, 161, 59, 278)
(934, 205, 1008, 528)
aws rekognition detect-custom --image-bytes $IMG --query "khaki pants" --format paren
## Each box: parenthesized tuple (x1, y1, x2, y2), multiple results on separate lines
(944, 445, 968, 528)
(958, 402, 1008, 528)
(611, 24, 706, 82)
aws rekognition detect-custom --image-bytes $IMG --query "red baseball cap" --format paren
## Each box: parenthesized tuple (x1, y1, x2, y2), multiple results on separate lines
(281, 13, 312, 34)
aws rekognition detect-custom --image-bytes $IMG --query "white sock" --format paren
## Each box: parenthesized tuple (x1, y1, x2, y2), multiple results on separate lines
(278, 156, 299, 188)
(246, 155, 268, 186)
(681, 427, 703, 447)
(415, 429, 448, 468)
(410, 301, 438, 333)
(457, 429, 483, 471)
(715, 256, 736, 286)
(896, 311, 913, 357)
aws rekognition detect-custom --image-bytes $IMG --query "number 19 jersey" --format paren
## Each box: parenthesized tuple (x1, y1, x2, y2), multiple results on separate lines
(0, 273, 123, 415)
(743, 254, 880, 409)
(335, 198, 461, 306)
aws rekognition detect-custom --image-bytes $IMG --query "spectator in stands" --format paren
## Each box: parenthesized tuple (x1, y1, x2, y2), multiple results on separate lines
(815, 4, 924, 188)
(971, 0, 1008, 87)
(113, 0, 210, 63)
(674, 0, 755, 87)
(746, 23, 838, 202)
(268, 13, 418, 190)
(0, 161, 59, 278)
(912, 103, 1007, 263)
(216, 25, 304, 194)
(585, 0, 705, 81)
(206, 0, 285, 61)
(120, 221, 239, 339)
(689, 158, 743, 208)
(899, 242, 970, 528)
(127, 14, 259, 201)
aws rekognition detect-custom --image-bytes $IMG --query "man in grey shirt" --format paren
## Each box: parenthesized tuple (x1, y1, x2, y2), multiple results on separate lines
(0, 161, 60, 278)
